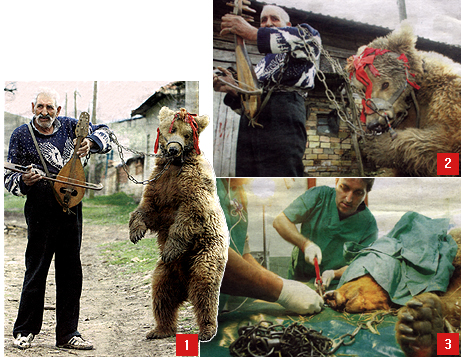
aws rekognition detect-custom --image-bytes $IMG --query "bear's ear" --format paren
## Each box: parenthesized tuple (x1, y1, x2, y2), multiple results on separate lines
(387, 21, 416, 54)
(158, 106, 174, 124)
(195, 114, 209, 134)
(386, 22, 422, 73)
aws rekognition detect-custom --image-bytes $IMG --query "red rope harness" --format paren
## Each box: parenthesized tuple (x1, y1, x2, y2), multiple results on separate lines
(350, 47, 420, 123)
(153, 110, 200, 155)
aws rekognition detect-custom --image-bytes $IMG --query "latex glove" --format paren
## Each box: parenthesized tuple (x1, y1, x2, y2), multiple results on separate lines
(303, 241, 322, 265)
(321, 270, 335, 288)
(276, 278, 324, 315)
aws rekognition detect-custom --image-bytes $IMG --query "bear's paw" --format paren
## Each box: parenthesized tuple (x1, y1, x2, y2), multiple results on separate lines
(198, 326, 217, 342)
(129, 210, 147, 244)
(395, 293, 445, 357)
(146, 328, 175, 339)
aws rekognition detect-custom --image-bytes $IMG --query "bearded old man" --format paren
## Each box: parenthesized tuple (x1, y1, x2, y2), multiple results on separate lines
(4, 88, 111, 350)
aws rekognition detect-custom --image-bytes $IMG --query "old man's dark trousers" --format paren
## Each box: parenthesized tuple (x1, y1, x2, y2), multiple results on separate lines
(13, 183, 83, 346)
(236, 91, 307, 177)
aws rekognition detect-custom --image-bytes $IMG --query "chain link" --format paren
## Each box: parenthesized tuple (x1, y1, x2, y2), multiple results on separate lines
(229, 321, 334, 357)
(108, 130, 172, 185)
(296, 25, 372, 140)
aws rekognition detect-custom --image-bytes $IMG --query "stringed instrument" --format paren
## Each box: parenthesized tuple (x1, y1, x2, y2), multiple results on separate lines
(4, 112, 103, 212)
(54, 112, 91, 212)
(223, 0, 263, 127)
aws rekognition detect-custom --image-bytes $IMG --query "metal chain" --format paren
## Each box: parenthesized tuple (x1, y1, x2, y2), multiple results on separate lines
(329, 310, 397, 354)
(108, 130, 172, 185)
(229, 321, 334, 357)
(296, 25, 372, 139)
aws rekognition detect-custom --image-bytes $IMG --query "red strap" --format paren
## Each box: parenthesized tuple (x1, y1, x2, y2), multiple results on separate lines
(183, 112, 201, 155)
(154, 128, 160, 154)
(168, 111, 201, 155)
(350, 47, 419, 122)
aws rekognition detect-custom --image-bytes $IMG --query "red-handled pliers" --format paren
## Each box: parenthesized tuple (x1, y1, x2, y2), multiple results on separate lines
(314, 257, 324, 297)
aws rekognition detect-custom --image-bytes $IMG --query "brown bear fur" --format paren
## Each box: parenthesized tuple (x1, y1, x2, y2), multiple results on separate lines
(325, 228, 461, 357)
(346, 23, 461, 176)
(129, 106, 228, 341)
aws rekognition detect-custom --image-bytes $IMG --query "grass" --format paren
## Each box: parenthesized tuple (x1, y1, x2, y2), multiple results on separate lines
(82, 192, 139, 226)
(3, 191, 138, 226)
(3, 192, 27, 212)
(4, 191, 158, 273)
(100, 238, 159, 274)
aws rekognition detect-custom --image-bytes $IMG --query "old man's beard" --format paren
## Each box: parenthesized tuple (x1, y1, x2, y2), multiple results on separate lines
(35, 114, 55, 129)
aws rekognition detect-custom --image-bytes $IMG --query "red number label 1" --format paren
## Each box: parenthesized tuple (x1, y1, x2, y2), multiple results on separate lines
(176, 334, 199, 356)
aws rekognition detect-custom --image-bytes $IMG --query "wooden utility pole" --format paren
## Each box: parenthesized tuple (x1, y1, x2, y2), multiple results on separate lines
(92, 81, 97, 124)
(74, 90, 78, 119)
(65, 93, 68, 117)
(89, 81, 98, 198)
(397, 0, 407, 21)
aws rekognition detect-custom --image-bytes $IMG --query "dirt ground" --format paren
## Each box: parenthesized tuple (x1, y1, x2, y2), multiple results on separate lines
(4, 211, 198, 357)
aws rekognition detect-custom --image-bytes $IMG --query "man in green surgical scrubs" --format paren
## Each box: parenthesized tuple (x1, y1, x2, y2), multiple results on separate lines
(273, 178, 377, 290)
(217, 178, 323, 315)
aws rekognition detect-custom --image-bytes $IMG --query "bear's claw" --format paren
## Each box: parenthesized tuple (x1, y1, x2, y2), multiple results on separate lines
(198, 326, 217, 342)
(129, 211, 147, 244)
(395, 293, 445, 357)
(146, 328, 175, 339)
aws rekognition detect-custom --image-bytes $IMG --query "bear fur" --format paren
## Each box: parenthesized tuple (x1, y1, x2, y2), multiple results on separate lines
(325, 228, 461, 357)
(346, 23, 461, 176)
(129, 106, 229, 341)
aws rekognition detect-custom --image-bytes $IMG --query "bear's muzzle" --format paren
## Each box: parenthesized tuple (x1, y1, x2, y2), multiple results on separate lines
(166, 135, 185, 157)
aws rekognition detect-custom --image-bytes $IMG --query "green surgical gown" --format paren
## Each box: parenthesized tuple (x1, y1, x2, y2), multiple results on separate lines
(284, 186, 378, 282)
(217, 178, 249, 312)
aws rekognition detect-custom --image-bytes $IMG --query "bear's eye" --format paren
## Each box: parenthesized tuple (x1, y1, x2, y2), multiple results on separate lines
(382, 82, 389, 90)
(184, 134, 190, 139)
(170, 128, 176, 133)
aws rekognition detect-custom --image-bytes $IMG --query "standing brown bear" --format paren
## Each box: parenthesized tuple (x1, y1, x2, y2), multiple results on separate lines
(129, 106, 228, 342)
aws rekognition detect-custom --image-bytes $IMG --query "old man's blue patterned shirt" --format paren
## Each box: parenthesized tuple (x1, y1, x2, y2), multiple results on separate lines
(5, 117, 111, 196)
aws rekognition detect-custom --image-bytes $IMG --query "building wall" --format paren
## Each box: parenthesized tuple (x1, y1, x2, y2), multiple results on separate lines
(304, 97, 361, 176)
(4, 112, 30, 160)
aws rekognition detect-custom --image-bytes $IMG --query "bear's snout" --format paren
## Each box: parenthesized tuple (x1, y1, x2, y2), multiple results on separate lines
(166, 135, 185, 157)
(168, 144, 181, 157)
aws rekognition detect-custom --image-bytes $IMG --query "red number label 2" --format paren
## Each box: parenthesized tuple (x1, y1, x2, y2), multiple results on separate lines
(437, 153, 459, 175)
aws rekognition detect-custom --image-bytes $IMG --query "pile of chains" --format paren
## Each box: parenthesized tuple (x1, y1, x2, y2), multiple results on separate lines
(296, 25, 372, 140)
(107, 129, 173, 185)
(229, 321, 333, 357)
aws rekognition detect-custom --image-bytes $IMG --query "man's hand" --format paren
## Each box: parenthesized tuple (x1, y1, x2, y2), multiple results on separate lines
(303, 241, 322, 265)
(213, 67, 238, 96)
(74, 138, 93, 158)
(321, 270, 335, 289)
(22, 165, 42, 186)
(220, 14, 258, 41)
(276, 278, 323, 314)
